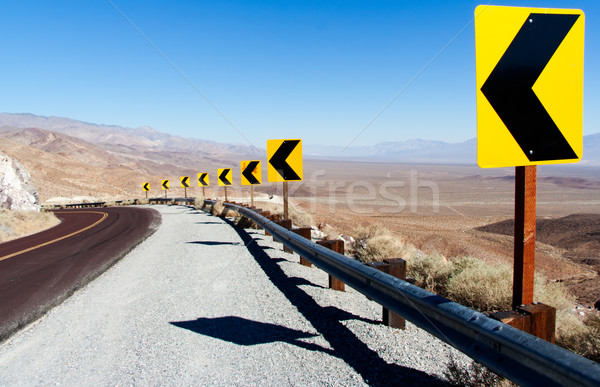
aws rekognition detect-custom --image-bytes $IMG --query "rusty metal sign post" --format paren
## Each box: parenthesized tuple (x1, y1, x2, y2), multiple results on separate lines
(283, 181, 289, 220)
(513, 165, 537, 307)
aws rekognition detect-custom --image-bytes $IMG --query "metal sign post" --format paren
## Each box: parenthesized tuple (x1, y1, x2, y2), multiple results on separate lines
(283, 181, 289, 220)
(513, 165, 537, 307)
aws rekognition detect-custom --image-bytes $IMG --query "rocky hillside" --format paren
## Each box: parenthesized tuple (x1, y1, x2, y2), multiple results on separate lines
(0, 151, 39, 211)
(0, 115, 262, 203)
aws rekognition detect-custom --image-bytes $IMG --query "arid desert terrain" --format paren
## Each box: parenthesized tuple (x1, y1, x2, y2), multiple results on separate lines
(277, 160, 600, 306)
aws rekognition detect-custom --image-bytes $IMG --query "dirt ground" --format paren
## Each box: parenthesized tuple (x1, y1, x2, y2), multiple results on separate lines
(285, 161, 600, 306)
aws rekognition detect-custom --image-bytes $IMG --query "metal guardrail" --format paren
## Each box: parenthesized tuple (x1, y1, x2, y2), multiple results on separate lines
(204, 199, 600, 386)
(148, 197, 195, 206)
(64, 202, 106, 208)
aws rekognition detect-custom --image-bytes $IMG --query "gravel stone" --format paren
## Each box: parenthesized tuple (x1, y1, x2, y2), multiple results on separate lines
(0, 205, 471, 385)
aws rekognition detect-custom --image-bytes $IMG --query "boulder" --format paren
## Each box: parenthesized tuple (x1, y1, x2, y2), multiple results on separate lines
(0, 152, 40, 211)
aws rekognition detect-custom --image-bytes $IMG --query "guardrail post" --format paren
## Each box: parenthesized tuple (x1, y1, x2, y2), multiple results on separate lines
(369, 259, 406, 329)
(291, 227, 312, 267)
(316, 240, 345, 291)
(517, 303, 556, 344)
(489, 310, 531, 332)
(267, 214, 281, 222)
(490, 302, 555, 343)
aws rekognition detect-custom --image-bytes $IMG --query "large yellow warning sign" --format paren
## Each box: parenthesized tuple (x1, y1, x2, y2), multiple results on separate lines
(475, 5, 584, 168)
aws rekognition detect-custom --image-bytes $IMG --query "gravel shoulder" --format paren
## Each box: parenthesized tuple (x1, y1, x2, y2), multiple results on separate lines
(0, 205, 470, 386)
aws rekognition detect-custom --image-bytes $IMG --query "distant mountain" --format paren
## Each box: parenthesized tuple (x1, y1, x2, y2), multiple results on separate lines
(306, 134, 600, 165)
(583, 133, 600, 165)
(0, 113, 262, 156)
(305, 138, 476, 164)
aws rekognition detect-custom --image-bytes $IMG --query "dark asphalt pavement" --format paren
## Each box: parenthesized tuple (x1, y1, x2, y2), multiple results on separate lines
(0, 207, 160, 342)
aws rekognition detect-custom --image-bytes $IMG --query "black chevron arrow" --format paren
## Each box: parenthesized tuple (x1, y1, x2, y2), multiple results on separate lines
(219, 169, 231, 185)
(198, 173, 208, 186)
(143, 183, 149, 191)
(242, 161, 260, 185)
(480, 13, 579, 162)
(181, 176, 189, 188)
(269, 140, 300, 180)
(162, 180, 169, 189)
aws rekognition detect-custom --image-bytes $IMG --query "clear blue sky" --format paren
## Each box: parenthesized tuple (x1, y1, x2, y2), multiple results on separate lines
(1, 0, 598, 147)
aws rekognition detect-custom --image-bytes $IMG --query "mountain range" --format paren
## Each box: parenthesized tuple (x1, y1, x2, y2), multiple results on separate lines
(0, 112, 598, 203)
(306, 134, 600, 166)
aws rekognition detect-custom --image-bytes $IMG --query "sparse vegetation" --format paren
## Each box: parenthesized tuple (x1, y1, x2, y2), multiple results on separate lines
(557, 313, 600, 363)
(408, 253, 453, 295)
(346, 223, 600, 364)
(0, 209, 60, 243)
(350, 224, 420, 263)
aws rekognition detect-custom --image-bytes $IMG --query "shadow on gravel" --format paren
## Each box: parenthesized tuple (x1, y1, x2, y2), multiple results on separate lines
(224, 223, 448, 386)
(194, 221, 223, 224)
(187, 241, 242, 246)
(171, 316, 333, 353)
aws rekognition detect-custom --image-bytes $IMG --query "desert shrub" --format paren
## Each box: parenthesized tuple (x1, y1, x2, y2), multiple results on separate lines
(557, 313, 600, 362)
(0, 210, 60, 243)
(319, 223, 340, 241)
(351, 224, 419, 263)
(407, 253, 454, 294)
(444, 357, 508, 386)
(445, 258, 513, 312)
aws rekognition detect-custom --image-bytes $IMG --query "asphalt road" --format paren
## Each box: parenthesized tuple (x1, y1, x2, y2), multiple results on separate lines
(0, 206, 161, 342)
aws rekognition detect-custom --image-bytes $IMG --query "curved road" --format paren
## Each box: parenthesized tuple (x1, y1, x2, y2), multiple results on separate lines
(0, 206, 160, 342)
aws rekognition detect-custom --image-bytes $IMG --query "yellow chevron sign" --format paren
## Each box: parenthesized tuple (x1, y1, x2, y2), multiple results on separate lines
(161, 179, 170, 190)
(218, 168, 232, 186)
(197, 172, 209, 187)
(475, 5, 584, 167)
(267, 139, 303, 182)
(142, 182, 150, 191)
(240, 160, 262, 185)
(180, 176, 190, 188)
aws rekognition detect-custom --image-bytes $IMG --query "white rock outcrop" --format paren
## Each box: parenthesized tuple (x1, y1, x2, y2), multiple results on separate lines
(0, 152, 40, 211)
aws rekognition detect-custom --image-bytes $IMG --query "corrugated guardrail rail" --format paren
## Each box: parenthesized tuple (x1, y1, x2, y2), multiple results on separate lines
(205, 200, 600, 387)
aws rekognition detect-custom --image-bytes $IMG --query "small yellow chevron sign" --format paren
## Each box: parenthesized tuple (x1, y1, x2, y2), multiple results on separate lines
(218, 168, 232, 186)
(180, 176, 190, 188)
(161, 179, 170, 190)
(475, 5, 584, 168)
(240, 160, 261, 185)
(142, 182, 150, 191)
(198, 172, 209, 187)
